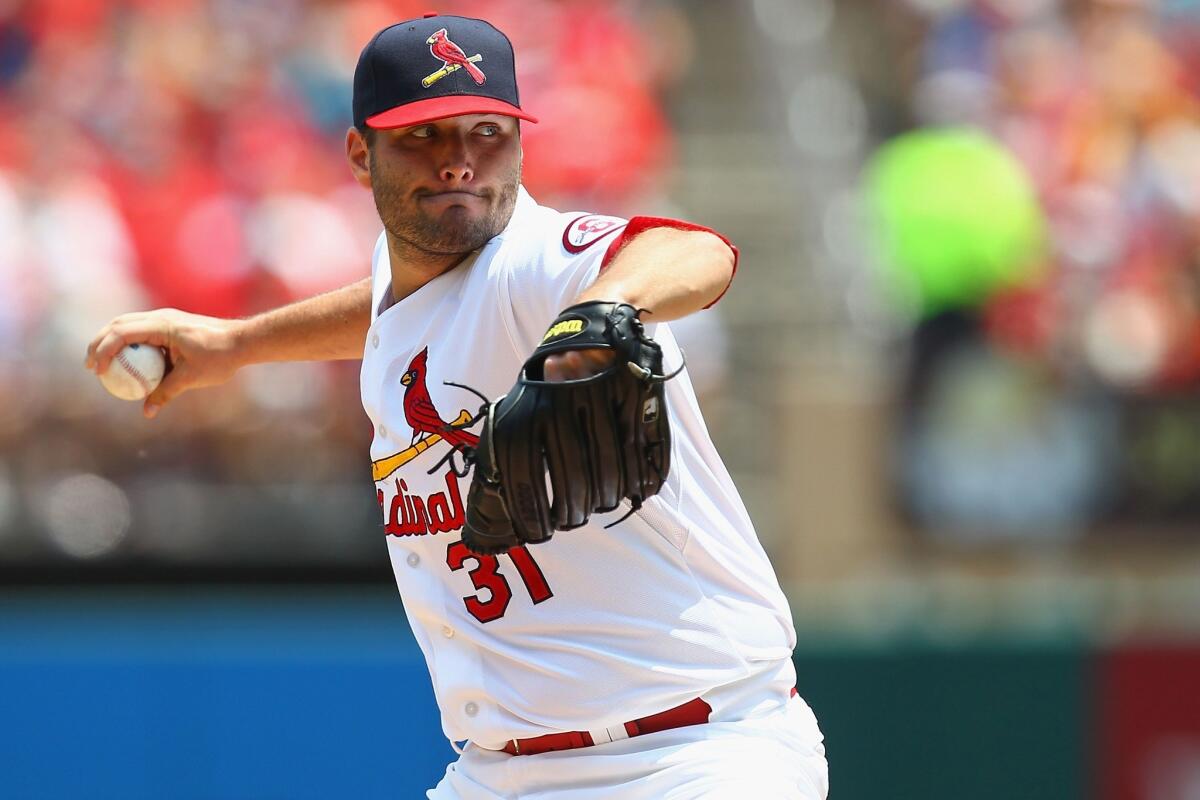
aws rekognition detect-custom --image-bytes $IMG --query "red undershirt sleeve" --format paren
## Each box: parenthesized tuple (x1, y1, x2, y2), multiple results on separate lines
(599, 216, 740, 308)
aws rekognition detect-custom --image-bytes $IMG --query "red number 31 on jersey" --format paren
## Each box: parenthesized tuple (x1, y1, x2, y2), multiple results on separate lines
(446, 542, 554, 623)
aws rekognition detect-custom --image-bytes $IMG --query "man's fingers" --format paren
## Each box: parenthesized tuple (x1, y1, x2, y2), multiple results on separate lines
(85, 313, 148, 370)
(85, 324, 120, 371)
(542, 352, 567, 382)
(142, 363, 188, 419)
(580, 349, 616, 371)
(543, 349, 615, 381)
(88, 329, 129, 374)
(87, 320, 172, 375)
(85, 333, 101, 370)
(543, 351, 585, 381)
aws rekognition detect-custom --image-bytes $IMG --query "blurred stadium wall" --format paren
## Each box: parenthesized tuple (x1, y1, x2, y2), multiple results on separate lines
(3, 0, 1200, 798)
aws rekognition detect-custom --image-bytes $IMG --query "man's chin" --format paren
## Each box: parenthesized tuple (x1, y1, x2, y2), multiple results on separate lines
(432, 205, 483, 227)
(401, 214, 498, 256)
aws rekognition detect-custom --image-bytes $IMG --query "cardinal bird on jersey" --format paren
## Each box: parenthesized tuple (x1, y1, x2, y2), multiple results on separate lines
(400, 348, 480, 450)
(427, 29, 486, 85)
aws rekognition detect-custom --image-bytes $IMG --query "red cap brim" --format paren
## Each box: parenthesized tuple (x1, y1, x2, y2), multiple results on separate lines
(365, 95, 538, 129)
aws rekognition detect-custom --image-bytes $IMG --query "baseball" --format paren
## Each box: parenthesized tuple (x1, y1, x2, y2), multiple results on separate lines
(99, 343, 166, 401)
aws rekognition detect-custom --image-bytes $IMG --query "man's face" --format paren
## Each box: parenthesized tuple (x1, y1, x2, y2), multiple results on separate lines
(364, 114, 522, 256)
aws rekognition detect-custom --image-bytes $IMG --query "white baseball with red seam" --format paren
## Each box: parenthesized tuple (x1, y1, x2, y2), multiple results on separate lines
(99, 343, 166, 401)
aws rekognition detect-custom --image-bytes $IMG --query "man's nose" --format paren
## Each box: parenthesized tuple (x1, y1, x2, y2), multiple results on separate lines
(440, 162, 474, 183)
(439, 137, 474, 183)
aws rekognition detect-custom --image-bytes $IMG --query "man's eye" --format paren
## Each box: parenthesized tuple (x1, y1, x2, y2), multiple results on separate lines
(478, 125, 499, 136)
(411, 126, 435, 139)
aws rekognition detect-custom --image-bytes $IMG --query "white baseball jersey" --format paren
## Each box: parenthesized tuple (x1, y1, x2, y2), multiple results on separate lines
(361, 186, 798, 749)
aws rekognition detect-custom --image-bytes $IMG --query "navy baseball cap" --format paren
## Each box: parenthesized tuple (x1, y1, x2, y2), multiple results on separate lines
(353, 13, 538, 130)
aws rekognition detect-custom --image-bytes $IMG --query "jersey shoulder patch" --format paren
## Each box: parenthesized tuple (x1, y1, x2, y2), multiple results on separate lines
(562, 214, 627, 254)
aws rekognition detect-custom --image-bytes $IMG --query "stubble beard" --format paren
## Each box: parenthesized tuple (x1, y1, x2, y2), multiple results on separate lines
(370, 153, 521, 257)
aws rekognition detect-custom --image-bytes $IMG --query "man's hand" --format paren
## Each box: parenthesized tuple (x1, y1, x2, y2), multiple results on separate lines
(541, 348, 616, 381)
(84, 279, 373, 418)
(85, 309, 246, 419)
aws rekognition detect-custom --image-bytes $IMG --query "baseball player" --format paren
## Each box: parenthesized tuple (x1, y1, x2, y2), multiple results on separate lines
(86, 14, 828, 799)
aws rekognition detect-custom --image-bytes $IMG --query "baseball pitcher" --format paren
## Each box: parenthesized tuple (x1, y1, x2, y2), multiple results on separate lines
(86, 14, 828, 799)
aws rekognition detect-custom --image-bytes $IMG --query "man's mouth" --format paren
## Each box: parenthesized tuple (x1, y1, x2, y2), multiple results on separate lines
(420, 190, 486, 200)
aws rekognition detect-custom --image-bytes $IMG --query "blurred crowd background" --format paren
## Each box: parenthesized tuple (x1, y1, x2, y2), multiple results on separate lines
(3, 0, 1200, 798)
(0, 0, 686, 568)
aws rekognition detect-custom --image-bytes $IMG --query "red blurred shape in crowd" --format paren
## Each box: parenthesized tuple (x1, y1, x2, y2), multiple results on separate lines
(1, 0, 681, 321)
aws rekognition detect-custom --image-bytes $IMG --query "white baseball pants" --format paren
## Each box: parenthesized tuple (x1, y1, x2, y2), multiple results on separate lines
(427, 693, 829, 800)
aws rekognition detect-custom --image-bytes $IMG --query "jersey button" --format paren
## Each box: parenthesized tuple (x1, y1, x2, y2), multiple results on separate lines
(464, 702, 479, 717)
(371, 333, 380, 349)
(406, 552, 420, 568)
(378, 425, 387, 439)
(442, 625, 454, 639)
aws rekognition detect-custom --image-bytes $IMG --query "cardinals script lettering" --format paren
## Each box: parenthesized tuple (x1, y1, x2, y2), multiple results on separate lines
(379, 469, 467, 537)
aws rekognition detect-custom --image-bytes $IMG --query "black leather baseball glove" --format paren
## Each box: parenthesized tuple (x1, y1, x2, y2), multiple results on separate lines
(461, 301, 676, 555)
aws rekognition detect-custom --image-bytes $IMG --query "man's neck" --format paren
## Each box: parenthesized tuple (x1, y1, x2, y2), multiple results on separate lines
(386, 233, 474, 304)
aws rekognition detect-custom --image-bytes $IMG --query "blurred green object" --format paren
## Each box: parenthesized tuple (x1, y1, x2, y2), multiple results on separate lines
(866, 128, 1046, 317)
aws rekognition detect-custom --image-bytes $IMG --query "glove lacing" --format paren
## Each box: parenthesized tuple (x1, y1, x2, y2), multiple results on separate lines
(424, 380, 490, 479)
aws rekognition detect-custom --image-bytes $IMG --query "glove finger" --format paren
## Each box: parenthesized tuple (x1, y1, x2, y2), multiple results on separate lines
(617, 377, 669, 507)
(637, 347, 671, 500)
(616, 376, 645, 503)
(588, 383, 624, 512)
(638, 385, 670, 500)
(545, 388, 592, 529)
(492, 385, 554, 545)
(462, 475, 520, 555)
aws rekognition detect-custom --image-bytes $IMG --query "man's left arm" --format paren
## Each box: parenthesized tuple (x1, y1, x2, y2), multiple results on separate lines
(464, 225, 735, 552)
(544, 226, 736, 380)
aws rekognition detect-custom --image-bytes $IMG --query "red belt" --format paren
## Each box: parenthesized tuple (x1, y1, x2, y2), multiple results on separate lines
(501, 697, 712, 756)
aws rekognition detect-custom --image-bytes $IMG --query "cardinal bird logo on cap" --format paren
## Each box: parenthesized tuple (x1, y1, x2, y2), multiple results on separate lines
(423, 29, 486, 88)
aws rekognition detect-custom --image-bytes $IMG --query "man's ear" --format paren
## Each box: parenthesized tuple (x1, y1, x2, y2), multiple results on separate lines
(346, 126, 372, 189)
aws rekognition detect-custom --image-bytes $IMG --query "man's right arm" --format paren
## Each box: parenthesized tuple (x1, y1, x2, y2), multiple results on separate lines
(85, 278, 373, 418)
